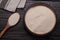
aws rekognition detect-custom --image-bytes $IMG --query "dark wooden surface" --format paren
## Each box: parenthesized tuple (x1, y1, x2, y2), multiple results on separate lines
(0, 0, 60, 40)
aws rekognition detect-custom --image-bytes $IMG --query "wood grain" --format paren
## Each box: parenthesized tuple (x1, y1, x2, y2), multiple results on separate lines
(0, 0, 60, 40)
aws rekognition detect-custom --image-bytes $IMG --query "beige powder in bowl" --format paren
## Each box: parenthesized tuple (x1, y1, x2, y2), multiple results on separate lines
(25, 5, 56, 35)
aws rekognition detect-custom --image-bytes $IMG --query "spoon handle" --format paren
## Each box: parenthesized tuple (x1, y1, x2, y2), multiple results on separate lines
(0, 24, 9, 38)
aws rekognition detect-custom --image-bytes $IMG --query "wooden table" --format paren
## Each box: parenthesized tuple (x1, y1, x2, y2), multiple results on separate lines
(0, 0, 60, 40)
